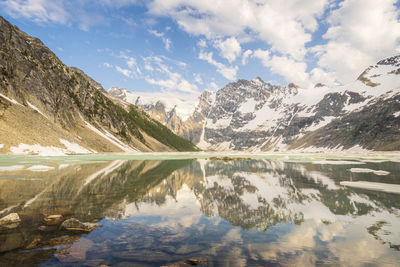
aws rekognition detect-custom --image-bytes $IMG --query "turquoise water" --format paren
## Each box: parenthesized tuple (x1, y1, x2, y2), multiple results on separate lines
(0, 154, 399, 266)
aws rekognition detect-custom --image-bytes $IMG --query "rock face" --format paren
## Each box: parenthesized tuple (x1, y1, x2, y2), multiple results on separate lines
(0, 16, 197, 154)
(111, 58, 400, 152)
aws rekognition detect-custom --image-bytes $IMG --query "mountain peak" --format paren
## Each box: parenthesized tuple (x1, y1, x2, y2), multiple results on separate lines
(251, 77, 265, 86)
(377, 55, 400, 67)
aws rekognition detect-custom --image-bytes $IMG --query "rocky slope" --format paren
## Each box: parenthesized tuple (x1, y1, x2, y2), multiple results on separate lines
(0, 16, 198, 154)
(110, 57, 400, 152)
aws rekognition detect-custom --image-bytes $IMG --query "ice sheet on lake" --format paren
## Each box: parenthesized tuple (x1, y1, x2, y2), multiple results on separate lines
(349, 168, 390, 176)
(27, 165, 55, 172)
(340, 181, 400, 194)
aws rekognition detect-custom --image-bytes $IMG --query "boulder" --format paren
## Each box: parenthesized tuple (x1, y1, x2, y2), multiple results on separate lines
(43, 214, 64, 225)
(60, 218, 99, 232)
(0, 213, 21, 230)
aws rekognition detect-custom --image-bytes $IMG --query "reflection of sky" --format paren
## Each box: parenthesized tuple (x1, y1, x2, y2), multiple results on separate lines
(1, 157, 400, 265)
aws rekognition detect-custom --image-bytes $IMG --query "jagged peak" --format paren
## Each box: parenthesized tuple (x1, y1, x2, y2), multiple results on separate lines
(377, 54, 400, 66)
(251, 76, 265, 85)
(314, 83, 326, 88)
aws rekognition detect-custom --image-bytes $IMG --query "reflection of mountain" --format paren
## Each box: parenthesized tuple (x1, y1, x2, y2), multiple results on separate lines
(0, 158, 399, 264)
(126, 159, 400, 246)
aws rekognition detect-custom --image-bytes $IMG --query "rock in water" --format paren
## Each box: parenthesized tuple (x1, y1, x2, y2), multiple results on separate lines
(43, 214, 64, 225)
(60, 218, 99, 232)
(0, 213, 21, 230)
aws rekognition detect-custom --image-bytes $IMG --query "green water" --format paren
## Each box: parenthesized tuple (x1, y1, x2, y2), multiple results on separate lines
(0, 154, 399, 266)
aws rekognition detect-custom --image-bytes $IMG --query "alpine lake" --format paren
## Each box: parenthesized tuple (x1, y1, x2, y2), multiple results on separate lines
(0, 152, 399, 267)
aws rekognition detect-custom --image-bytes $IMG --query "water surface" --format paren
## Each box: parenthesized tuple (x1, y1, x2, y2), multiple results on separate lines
(0, 154, 399, 266)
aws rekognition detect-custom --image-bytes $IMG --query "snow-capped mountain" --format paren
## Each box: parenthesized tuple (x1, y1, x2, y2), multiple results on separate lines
(109, 55, 400, 152)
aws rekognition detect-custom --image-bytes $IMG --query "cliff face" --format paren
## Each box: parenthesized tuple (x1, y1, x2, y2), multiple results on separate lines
(0, 16, 198, 154)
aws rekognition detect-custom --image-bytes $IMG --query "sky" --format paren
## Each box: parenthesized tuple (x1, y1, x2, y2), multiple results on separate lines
(1, 0, 400, 98)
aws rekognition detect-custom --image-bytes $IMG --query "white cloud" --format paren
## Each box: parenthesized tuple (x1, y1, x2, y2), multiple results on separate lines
(252, 49, 270, 66)
(148, 29, 172, 51)
(242, 49, 253, 65)
(147, 0, 329, 60)
(194, 73, 203, 84)
(197, 39, 207, 48)
(314, 0, 400, 83)
(144, 56, 199, 94)
(103, 62, 113, 68)
(116, 66, 133, 78)
(198, 51, 238, 81)
(207, 82, 219, 91)
(252, 50, 311, 87)
(118, 53, 142, 76)
(99, 0, 139, 8)
(1, 0, 69, 24)
(214, 37, 242, 63)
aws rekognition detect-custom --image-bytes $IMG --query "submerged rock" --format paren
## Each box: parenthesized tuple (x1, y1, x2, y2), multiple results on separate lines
(38, 225, 58, 232)
(55, 237, 93, 263)
(0, 232, 25, 253)
(0, 213, 21, 230)
(43, 214, 64, 225)
(60, 218, 99, 232)
(162, 258, 203, 266)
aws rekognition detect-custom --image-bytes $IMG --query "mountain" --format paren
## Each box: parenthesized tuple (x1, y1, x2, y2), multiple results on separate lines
(0, 16, 198, 154)
(110, 58, 400, 152)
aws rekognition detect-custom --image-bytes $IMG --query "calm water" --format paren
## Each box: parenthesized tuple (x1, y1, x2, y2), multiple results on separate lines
(0, 154, 399, 266)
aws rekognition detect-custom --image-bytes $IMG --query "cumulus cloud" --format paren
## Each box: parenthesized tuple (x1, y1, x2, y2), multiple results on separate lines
(147, 0, 329, 60)
(313, 0, 400, 83)
(1, 0, 69, 24)
(198, 51, 238, 81)
(214, 37, 242, 63)
(252, 49, 312, 87)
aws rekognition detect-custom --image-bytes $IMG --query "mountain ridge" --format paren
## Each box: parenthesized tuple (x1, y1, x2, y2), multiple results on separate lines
(0, 16, 198, 154)
(110, 55, 400, 152)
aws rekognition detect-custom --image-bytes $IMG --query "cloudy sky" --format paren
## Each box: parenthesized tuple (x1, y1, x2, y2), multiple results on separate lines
(1, 0, 400, 96)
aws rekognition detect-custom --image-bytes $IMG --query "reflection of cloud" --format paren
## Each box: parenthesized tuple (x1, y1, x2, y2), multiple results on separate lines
(248, 219, 398, 266)
(123, 184, 203, 229)
(328, 224, 388, 267)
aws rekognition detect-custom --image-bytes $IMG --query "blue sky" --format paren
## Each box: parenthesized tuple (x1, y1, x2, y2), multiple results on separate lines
(1, 0, 400, 97)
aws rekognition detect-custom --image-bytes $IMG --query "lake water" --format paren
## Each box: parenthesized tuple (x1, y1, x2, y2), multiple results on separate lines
(0, 153, 399, 266)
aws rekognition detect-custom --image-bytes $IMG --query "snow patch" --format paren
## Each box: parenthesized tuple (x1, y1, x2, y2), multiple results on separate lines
(10, 143, 67, 156)
(27, 101, 47, 118)
(206, 117, 232, 129)
(0, 93, 21, 105)
(9, 140, 94, 155)
(59, 139, 93, 154)
(83, 120, 136, 152)
(393, 111, 400, 117)
(304, 116, 335, 132)
(238, 98, 257, 113)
